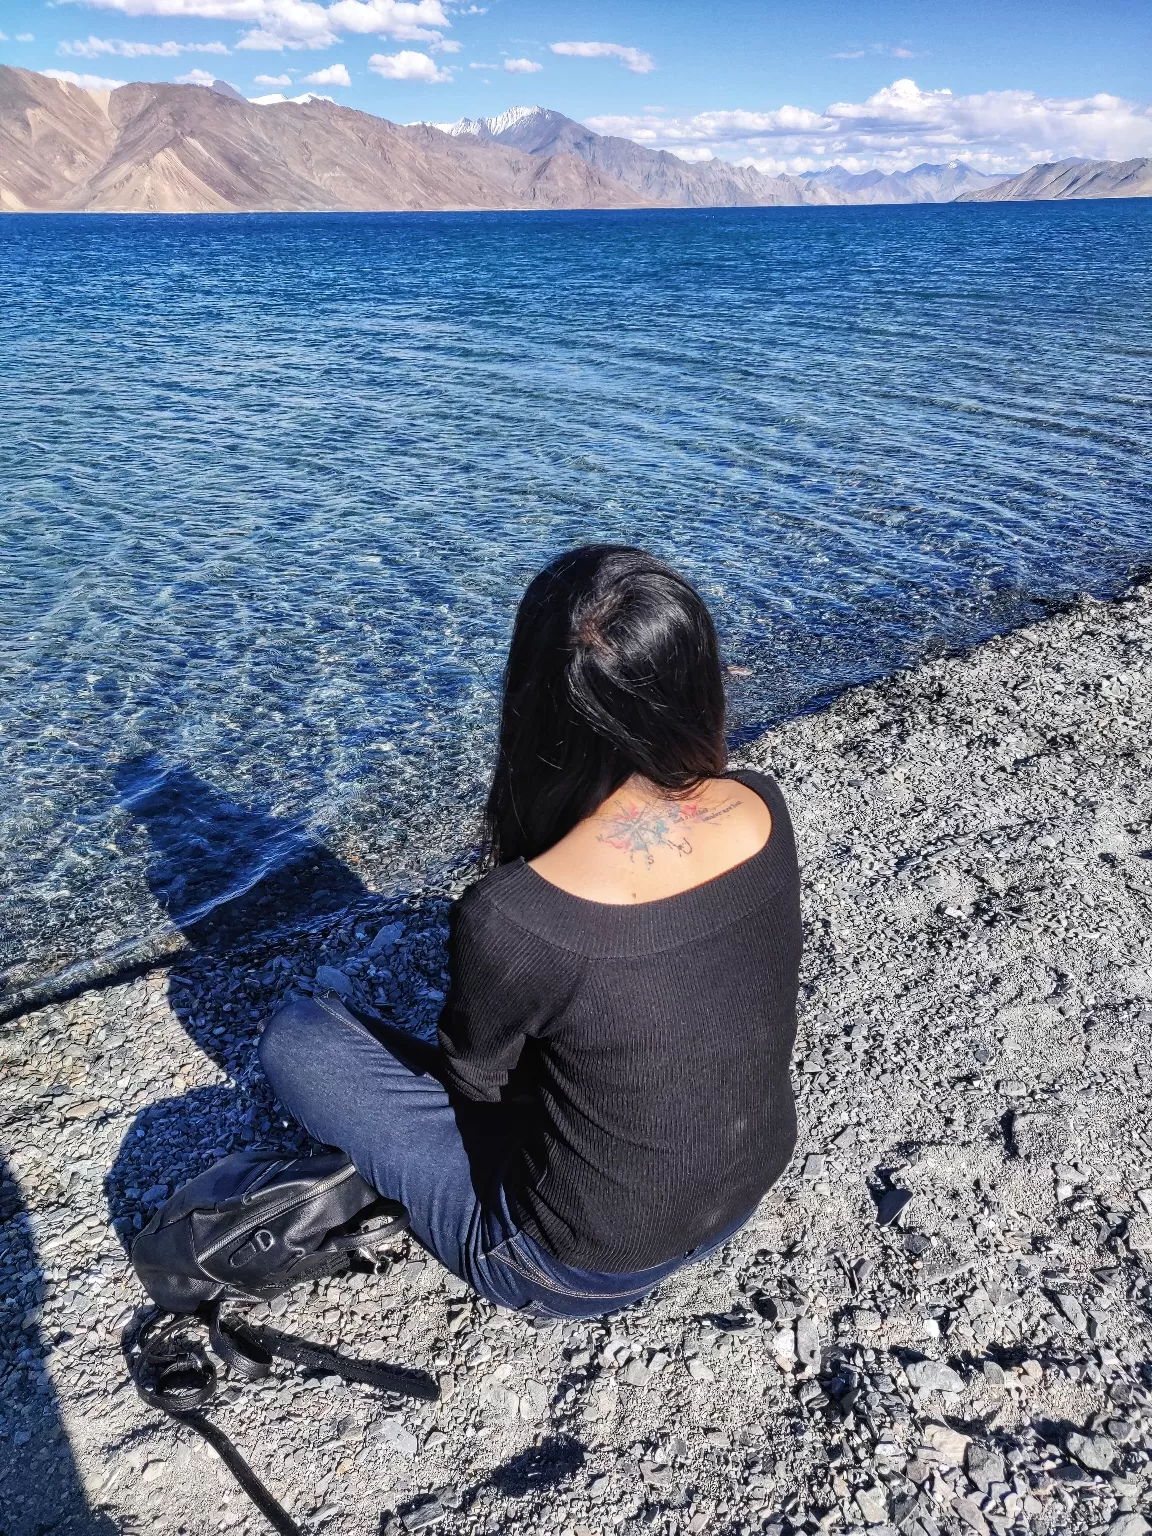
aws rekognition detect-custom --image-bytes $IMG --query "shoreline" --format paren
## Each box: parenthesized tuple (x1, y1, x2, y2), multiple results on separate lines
(8, 199, 1152, 218)
(6, 573, 1147, 1030)
(2, 578, 1152, 1535)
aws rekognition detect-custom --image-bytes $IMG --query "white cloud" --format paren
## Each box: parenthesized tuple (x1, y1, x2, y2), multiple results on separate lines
(254, 70, 291, 82)
(304, 60, 349, 83)
(429, 36, 459, 52)
(832, 43, 921, 61)
(0, 31, 8, 41)
(550, 40, 654, 74)
(176, 66, 218, 81)
(60, 0, 452, 53)
(503, 57, 541, 74)
(587, 77, 1152, 175)
(60, 35, 231, 56)
(17, 34, 36, 41)
(42, 67, 129, 89)
(368, 48, 450, 81)
(324, 0, 448, 41)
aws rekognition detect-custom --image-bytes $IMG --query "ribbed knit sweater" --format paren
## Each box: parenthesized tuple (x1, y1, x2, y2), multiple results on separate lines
(437, 769, 802, 1272)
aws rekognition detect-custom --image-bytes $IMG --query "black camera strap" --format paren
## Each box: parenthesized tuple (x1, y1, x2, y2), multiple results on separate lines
(124, 1304, 439, 1535)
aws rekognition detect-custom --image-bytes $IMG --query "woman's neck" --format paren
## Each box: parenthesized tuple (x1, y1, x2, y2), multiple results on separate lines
(528, 774, 773, 905)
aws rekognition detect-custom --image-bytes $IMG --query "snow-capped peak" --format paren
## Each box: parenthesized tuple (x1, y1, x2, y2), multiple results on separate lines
(434, 105, 548, 140)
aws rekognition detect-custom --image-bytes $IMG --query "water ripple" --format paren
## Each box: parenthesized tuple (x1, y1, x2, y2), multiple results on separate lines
(2, 202, 1151, 1005)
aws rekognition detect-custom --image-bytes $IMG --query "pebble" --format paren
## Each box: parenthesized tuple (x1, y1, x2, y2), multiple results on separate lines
(905, 1361, 964, 1394)
(1110, 1516, 1151, 1536)
(7, 581, 1152, 1536)
(402, 1496, 445, 1530)
(1066, 1430, 1117, 1472)
(921, 1424, 968, 1465)
(314, 967, 354, 998)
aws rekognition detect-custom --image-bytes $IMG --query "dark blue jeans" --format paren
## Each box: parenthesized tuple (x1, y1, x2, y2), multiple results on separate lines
(258, 993, 752, 1319)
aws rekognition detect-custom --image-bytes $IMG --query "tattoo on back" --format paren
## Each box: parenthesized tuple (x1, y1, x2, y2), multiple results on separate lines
(595, 796, 740, 866)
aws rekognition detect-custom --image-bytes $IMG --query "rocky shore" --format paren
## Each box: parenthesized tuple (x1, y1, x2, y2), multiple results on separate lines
(2, 580, 1151, 1536)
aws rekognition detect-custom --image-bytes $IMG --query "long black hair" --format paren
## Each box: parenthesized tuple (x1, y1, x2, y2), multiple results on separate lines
(484, 545, 727, 865)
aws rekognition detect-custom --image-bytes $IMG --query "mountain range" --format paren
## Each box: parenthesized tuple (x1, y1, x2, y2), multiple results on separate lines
(0, 69, 642, 213)
(957, 156, 1152, 202)
(440, 105, 1008, 206)
(1, 67, 1149, 215)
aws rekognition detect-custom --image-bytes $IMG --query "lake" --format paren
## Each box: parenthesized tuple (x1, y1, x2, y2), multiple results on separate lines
(2, 200, 1150, 1009)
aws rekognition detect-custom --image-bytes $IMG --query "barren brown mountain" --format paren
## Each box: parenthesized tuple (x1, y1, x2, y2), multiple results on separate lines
(957, 154, 1152, 202)
(0, 66, 647, 213)
(4, 66, 1151, 215)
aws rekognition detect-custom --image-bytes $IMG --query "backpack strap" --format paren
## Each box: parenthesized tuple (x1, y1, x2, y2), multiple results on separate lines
(125, 1308, 301, 1536)
(208, 1305, 274, 1382)
(208, 1302, 440, 1400)
(259, 1328, 440, 1400)
(124, 1303, 440, 1536)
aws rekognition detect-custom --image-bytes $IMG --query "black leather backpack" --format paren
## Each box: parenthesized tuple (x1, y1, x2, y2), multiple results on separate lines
(124, 1146, 438, 1536)
(131, 1145, 407, 1311)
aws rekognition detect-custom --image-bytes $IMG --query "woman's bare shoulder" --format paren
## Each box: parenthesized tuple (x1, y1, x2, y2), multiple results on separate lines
(528, 776, 772, 905)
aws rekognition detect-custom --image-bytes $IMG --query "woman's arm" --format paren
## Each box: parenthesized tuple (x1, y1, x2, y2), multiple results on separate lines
(436, 896, 540, 1103)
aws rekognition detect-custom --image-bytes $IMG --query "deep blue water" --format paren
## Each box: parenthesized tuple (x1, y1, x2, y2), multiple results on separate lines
(2, 201, 1151, 1006)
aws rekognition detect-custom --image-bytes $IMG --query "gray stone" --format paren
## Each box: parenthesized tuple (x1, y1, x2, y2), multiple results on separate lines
(795, 1316, 821, 1373)
(951, 1497, 989, 1536)
(876, 1187, 913, 1226)
(905, 1360, 964, 1394)
(1053, 1292, 1087, 1331)
(855, 1486, 889, 1524)
(922, 1423, 968, 1465)
(966, 1444, 1005, 1492)
(374, 1418, 419, 1457)
(1106, 1418, 1136, 1443)
(1066, 1430, 1117, 1472)
(403, 1498, 445, 1531)
(1108, 1516, 1150, 1536)
(314, 966, 354, 998)
(920, 1255, 976, 1284)
(366, 922, 405, 957)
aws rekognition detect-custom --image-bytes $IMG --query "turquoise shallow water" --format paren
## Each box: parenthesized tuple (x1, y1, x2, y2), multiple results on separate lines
(2, 200, 1151, 1004)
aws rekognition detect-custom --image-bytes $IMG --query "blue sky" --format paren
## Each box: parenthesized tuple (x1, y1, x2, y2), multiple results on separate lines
(4, 0, 1151, 172)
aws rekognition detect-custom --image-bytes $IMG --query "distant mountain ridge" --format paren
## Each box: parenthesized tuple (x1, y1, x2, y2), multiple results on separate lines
(798, 159, 1006, 204)
(438, 105, 1009, 207)
(441, 104, 807, 206)
(957, 156, 1152, 202)
(433, 106, 1007, 208)
(0, 67, 644, 212)
(2, 69, 1149, 215)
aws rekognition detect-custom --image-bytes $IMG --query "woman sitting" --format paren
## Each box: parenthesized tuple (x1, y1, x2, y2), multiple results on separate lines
(259, 545, 802, 1319)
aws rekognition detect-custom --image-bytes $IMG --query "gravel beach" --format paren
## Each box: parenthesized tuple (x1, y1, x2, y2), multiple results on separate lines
(2, 579, 1151, 1536)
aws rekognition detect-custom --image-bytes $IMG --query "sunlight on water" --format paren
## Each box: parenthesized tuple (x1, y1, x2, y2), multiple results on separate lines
(2, 202, 1150, 1004)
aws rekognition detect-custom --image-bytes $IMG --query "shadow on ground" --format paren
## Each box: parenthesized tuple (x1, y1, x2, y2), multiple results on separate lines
(0, 1152, 120, 1536)
(103, 757, 387, 1246)
(6, 757, 456, 1532)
